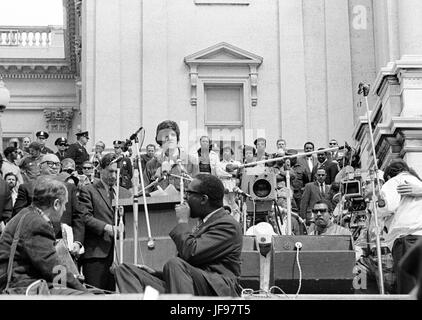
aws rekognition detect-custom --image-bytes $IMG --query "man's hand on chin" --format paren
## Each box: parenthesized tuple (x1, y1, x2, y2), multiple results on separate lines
(175, 203, 190, 224)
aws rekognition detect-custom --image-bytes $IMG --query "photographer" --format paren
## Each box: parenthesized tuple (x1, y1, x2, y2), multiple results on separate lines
(112, 140, 133, 190)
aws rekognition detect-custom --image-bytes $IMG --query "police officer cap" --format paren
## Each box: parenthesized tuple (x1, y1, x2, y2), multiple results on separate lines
(76, 131, 89, 138)
(285, 149, 298, 156)
(36, 131, 49, 139)
(55, 137, 68, 146)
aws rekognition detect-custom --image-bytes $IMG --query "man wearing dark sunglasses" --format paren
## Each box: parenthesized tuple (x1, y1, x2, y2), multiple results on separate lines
(300, 169, 332, 227)
(308, 200, 351, 236)
(113, 174, 243, 297)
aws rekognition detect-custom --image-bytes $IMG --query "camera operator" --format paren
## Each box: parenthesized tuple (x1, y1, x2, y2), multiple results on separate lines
(376, 159, 422, 294)
(113, 140, 133, 190)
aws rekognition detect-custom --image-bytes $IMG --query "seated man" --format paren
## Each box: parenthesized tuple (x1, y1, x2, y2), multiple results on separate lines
(308, 200, 351, 236)
(113, 174, 243, 296)
(0, 176, 88, 295)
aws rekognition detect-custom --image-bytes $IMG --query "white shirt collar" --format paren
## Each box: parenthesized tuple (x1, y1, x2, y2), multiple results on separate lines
(202, 208, 221, 224)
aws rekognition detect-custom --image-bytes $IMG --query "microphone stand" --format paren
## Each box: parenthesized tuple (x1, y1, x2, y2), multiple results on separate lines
(132, 169, 139, 264)
(131, 133, 155, 251)
(238, 146, 340, 169)
(358, 82, 385, 295)
(285, 169, 292, 236)
(114, 165, 121, 264)
(177, 160, 185, 204)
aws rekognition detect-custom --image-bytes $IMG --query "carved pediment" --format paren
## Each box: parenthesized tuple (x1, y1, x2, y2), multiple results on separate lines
(184, 43, 263, 107)
(184, 42, 263, 66)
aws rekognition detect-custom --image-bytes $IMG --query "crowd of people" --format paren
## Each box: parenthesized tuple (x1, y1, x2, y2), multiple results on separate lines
(0, 120, 421, 298)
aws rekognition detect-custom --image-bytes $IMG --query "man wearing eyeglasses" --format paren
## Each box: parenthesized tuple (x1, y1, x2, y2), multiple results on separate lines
(112, 174, 243, 296)
(54, 137, 69, 162)
(308, 200, 351, 236)
(300, 169, 332, 227)
(78, 161, 96, 187)
(12, 154, 86, 259)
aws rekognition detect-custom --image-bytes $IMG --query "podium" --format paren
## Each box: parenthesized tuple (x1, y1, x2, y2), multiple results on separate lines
(272, 235, 356, 294)
(115, 195, 196, 270)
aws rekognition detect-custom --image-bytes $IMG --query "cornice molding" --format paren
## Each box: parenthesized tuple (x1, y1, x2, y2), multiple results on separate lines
(372, 55, 422, 96)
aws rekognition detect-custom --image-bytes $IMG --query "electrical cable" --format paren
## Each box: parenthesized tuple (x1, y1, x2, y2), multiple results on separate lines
(295, 247, 302, 297)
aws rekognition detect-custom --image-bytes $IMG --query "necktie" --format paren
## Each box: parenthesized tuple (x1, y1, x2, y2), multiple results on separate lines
(320, 184, 324, 194)
(109, 187, 115, 205)
(192, 220, 204, 233)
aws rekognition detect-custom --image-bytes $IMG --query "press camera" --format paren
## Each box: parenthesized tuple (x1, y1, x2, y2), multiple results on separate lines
(338, 169, 368, 230)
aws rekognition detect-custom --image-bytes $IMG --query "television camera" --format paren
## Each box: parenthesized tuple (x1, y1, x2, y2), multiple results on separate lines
(121, 139, 133, 152)
(336, 168, 369, 239)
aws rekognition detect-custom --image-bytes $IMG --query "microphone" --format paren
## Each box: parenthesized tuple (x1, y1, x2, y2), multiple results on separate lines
(177, 159, 193, 180)
(357, 82, 370, 96)
(129, 126, 144, 141)
(233, 186, 252, 198)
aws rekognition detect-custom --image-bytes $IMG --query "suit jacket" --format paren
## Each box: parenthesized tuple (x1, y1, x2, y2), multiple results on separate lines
(40, 146, 54, 155)
(169, 208, 242, 296)
(55, 151, 67, 162)
(65, 142, 89, 174)
(78, 179, 131, 259)
(119, 156, 133, 189)
(299, 181, 331, 221)
(311, 160, 339, 185)
(0, 180, 12, 224)
(297, 155, 318, 182)
(0, 207, 86, 292)
(12, 179, 85, 243)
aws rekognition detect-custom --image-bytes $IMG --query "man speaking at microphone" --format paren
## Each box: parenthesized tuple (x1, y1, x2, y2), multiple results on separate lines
(113, 174, 243, 296)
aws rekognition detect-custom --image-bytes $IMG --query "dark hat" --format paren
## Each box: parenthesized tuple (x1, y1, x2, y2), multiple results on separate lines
(76, 131, 89, 139)
(155, 120, 180, 146)
(55, 137, 68, 146)
(254, 137, 266, 146)
(36, 131, 49, 139)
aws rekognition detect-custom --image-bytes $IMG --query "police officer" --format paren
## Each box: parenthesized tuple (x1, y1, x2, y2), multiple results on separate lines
(54, 137, 68, 162)
(113, 140, 133, 190)
(36, 131, 54, 155)
(65, 131, 90, 174)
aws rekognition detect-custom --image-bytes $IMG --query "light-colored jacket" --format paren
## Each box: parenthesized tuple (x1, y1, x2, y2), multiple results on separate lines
(378, 172, 422, 250)
(188, 150, 220, 176)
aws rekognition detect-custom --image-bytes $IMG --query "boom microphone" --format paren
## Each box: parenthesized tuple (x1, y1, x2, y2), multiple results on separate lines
(129, 126, 144, 141)
(110, 155, 124, 165)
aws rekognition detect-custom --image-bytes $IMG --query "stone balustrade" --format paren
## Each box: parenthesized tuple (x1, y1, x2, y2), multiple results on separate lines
(0, 26, 59, 47)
